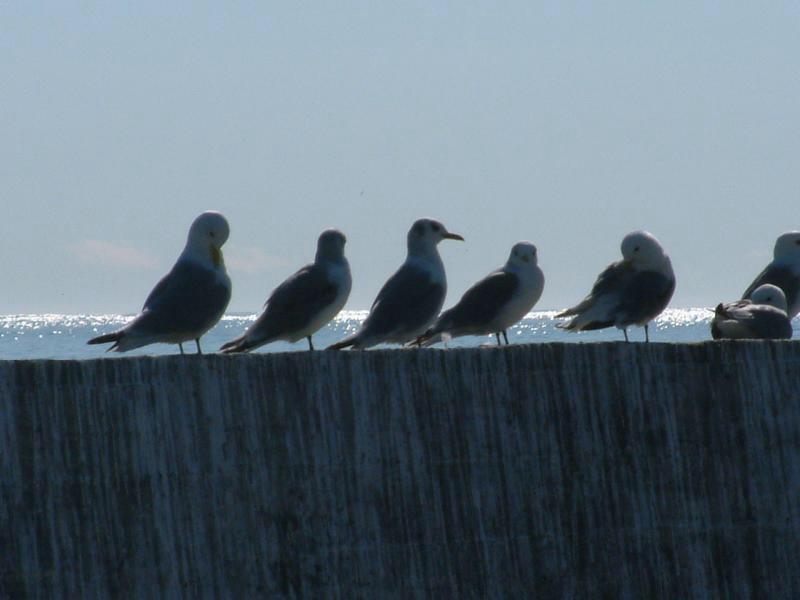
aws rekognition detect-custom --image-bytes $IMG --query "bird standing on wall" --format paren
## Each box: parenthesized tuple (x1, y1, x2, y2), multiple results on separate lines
(87, 211, 232, 354)
(711, 284, 793, 340)
(415, 241, 544, 346)
(742, 231, 800, 319)
(555, 230, 675, 342)
(328, 218, 463, 349)
(220, 229, 351, 352)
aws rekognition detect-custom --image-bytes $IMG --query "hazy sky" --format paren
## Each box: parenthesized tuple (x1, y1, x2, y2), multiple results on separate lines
(3, 3, 799, 313)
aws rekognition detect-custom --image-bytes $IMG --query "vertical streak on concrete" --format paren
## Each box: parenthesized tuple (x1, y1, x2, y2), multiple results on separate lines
(1, 342, 800, 597)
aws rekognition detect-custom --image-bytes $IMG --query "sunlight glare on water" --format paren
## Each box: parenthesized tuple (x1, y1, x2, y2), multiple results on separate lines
(0, 308, 782, 360)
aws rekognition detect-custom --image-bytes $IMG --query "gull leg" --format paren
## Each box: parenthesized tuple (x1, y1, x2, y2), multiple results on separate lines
(179, 343, 185, 355)
(195, 339, 203, 354)
(307, 336, 314, 351)
(645, 324, 650, 343)
(502, 330, 509, 345)
(623, 328, 629, 343)
(496, 332, 502, 346)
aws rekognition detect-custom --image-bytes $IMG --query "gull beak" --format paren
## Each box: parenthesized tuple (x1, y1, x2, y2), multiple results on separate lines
(210, 245, 223, 267)
(443, 232, 464, 241)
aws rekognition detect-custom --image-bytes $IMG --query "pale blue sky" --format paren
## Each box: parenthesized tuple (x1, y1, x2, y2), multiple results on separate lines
(2, 3, 799, 313)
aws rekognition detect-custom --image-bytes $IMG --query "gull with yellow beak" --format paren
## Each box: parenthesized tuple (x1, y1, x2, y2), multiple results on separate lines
(555, 230, 675, 342)
(328, 218, 463, 349)
(88, 211, 232, 354)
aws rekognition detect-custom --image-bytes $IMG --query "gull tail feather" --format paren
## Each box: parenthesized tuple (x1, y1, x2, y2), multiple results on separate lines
(87, 331, 122, 351)
(556, 306, 614, 332)
(555, 300, 589, 319)
(413, 327, 446, 347)
(220, 336, 257, 354)
(559, 317, 614, 332)
(327, 333, 359, 350)
(556, 295, 617, 332)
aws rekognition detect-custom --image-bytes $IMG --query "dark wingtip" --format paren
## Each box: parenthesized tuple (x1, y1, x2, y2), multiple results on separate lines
(412, 328, 434, 347)
(87, 332, 120, 346)
(219, 339, 245, 354)
(326, 331, 360, 350)
(326, 339, 352, 351)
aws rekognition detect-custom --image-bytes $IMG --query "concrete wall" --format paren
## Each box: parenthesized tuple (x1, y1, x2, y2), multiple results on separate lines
(2, 343, 799, 597)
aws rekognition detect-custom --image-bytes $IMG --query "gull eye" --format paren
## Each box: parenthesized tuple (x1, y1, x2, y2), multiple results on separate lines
(634, 246, 640, 252)
(432, 223, 441, 232)
(210, 231, 216, 238)
(795, 240, 800, 246)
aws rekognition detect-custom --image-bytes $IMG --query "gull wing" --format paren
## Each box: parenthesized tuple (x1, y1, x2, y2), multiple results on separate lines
(435, 269, 519, 332)
(136, 259, 231, 336)
(363, 263, 445, 339)
(743, 263, 800, 315)
(255, 263, 339, 338)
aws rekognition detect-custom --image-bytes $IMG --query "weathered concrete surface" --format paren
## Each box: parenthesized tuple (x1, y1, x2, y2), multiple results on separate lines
(1, 342, 800, 598)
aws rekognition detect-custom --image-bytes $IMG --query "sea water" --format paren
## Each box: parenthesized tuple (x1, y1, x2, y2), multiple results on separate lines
(0, 308, 783, 360)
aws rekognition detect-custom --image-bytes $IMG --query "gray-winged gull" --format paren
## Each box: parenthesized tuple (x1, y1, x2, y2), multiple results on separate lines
(711, 284, 793, 340)
(742, 231, 800, 319)
(416, 241, 544, 346)
(220, 229, 351, 352)
(555, 230, 675, 342)
(87, 211, 232, 354)
(328, 218, 463, 350)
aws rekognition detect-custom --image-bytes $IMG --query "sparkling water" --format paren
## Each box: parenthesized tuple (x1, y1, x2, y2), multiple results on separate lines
(0, 308, 775, 360)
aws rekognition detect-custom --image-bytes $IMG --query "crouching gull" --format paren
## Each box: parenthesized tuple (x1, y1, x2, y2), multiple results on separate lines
(328, 218, 463, 349)
(742, 231, 800, 319)
(711, 284, 793, 340)
(416, 241, 544, 346)
(220, 229, 351, 352)
(88, 211, 232, 354)
(555, 230, 675, 342)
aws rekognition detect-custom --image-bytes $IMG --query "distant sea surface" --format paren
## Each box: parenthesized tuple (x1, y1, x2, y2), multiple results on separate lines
(1, 309, 784, 360)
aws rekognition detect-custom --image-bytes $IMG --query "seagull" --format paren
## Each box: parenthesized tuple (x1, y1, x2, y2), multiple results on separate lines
(220, 229, 351, 353)
(416, 241, 544, 346)
(555, 230, 675, 342)
(87, 211, 232, 354)
(328, 218, 463, 349)
(712, 284, 793, 340)
(742, 231, 800, 319)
